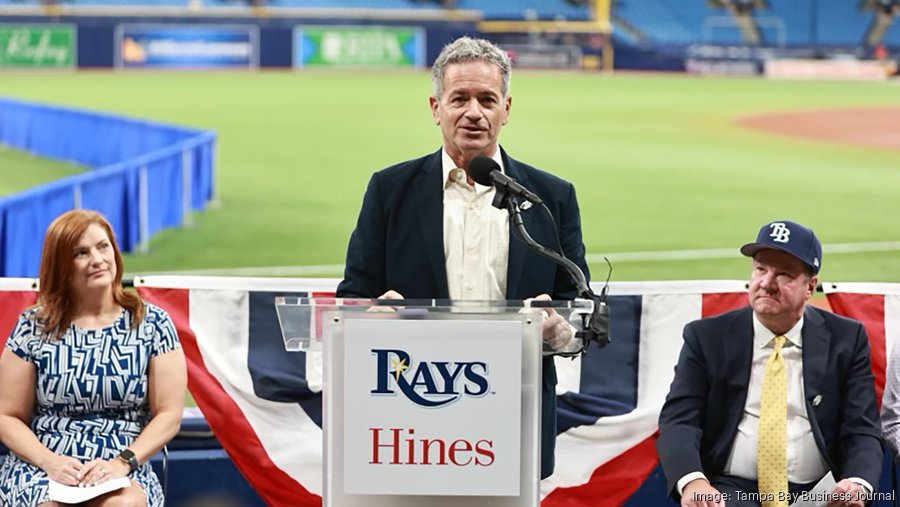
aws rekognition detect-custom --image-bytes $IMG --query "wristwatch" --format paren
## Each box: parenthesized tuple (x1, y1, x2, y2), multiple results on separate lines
(117, 448, 139, 473)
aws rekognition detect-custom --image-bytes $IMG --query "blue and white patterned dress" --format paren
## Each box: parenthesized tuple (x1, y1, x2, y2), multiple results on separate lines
(0, 303, 180, 507)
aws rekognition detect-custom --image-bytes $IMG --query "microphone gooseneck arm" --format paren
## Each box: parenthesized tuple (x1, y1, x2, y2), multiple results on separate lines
(470, 155, 609, 352)
(502, 195, 610, 351)
(505, 198, 589, 298)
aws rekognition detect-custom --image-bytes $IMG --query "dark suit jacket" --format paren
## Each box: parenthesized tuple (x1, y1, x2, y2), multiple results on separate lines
(336, 147, 590, 479)
(656, 305, 883, 496)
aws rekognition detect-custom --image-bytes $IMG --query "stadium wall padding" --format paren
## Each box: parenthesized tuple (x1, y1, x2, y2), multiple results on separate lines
(0, 98, 217, 277)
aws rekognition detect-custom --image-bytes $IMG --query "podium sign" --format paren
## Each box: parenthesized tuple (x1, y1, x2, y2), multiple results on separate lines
(275, 297, 594, 506)
(342, 318, 522, 496)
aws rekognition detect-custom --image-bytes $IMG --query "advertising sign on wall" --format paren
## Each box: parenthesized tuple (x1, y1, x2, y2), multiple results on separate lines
(115, 25, 258, 69)
(293, 26, 425, 68)
(0, 25, 75, 68)
(342, 318, 522, 496)
(765, 58, 892, 81)
(503, 43, 583, 69)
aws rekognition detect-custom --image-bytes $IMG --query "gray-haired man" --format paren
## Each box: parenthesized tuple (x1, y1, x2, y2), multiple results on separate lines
(336, 36, 591, 479)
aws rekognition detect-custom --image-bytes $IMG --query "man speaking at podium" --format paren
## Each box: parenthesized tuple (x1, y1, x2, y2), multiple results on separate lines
(336, 36, 590, 480)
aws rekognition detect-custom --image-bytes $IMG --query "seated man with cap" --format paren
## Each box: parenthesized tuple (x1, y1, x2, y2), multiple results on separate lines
(657, 220, 882, 507)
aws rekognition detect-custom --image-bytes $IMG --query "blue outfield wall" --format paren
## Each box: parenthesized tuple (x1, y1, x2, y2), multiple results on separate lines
(0, 98, 217, 277)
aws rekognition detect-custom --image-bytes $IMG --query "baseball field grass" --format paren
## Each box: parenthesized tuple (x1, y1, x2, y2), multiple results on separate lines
(2, 71, 899, 283)
(0, 146, 84, 194)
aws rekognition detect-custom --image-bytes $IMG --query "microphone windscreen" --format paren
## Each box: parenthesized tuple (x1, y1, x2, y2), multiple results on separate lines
(468, 156, 499, 187)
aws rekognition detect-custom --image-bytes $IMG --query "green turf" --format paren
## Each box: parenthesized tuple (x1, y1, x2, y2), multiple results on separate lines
(1, 71, 899, 282)
(0, 146, 84, 196)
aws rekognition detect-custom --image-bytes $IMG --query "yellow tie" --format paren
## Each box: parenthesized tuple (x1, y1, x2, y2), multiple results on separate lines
(758, 335, 788, 507)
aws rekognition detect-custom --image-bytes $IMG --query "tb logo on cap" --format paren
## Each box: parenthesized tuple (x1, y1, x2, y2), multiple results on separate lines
(769, 222, 791, 243)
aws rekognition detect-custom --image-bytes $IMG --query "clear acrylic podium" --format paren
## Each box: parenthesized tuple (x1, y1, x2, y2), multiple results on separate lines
(275, 297, 593, 507)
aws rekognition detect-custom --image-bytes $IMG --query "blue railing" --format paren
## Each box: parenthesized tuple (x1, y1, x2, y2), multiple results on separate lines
(0, 98, 217, 277)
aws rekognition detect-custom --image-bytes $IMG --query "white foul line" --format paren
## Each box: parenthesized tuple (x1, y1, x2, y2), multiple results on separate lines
(129, 241, 900, 278)
(586, 240, 900, 263)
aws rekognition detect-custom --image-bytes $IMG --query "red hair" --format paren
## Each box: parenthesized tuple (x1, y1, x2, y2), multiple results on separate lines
(37, 210, 144, 339)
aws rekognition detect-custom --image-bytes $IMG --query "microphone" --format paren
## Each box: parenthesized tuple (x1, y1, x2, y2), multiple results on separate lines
(468, 156, 609, 353)
(468, 156, 543, 205)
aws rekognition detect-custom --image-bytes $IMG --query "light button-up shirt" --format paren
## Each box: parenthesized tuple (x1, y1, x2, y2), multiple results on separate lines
(441, 149, 509, 302)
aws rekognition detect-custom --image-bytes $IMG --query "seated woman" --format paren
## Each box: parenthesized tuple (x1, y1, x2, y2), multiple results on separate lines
(0, 209, 187, 507)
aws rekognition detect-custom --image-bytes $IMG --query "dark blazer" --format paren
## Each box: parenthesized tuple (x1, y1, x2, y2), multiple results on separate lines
(336, 147, 590, 479)
(656, 305, 883, 496)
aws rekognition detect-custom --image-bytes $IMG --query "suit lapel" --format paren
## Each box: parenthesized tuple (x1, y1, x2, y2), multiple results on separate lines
(503, 151, 531, 299)
(413, 151, 450, 298)
(709, 307, 754, 469)
(801, 306, 829, 413)
(725, 308, 755, 434)
(800, 306, 833, 468)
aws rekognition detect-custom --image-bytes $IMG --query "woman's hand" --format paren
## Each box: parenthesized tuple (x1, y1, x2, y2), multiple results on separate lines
(41, 454, 84, 486)
(78, 458, 130, 487)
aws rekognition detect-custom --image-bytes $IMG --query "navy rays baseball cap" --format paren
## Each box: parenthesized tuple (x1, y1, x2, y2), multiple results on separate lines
(740, 220, 822, 274)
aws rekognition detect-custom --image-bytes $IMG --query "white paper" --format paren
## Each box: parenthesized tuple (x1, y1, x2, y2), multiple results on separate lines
(788, 472, 836, 507)
(48, 477, 131, 503)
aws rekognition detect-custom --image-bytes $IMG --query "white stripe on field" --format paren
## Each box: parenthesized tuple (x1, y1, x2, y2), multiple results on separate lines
(130, 264, 347, 277)
(586, 240, 900, 263)
(130, 241, 900, 278)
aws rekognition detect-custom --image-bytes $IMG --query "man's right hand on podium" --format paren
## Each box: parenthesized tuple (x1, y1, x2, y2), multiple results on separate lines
(526, 294, 575, 350)
(366, 290, 404, 312)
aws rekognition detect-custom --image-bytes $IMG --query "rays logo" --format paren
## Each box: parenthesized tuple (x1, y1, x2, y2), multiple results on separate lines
(370, 349, 490, 408)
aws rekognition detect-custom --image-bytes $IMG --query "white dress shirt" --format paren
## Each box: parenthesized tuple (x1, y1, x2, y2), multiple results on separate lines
(721, 315, 828, 483)
(677, 314, 872, 494)
(441, 149, 509, 302)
